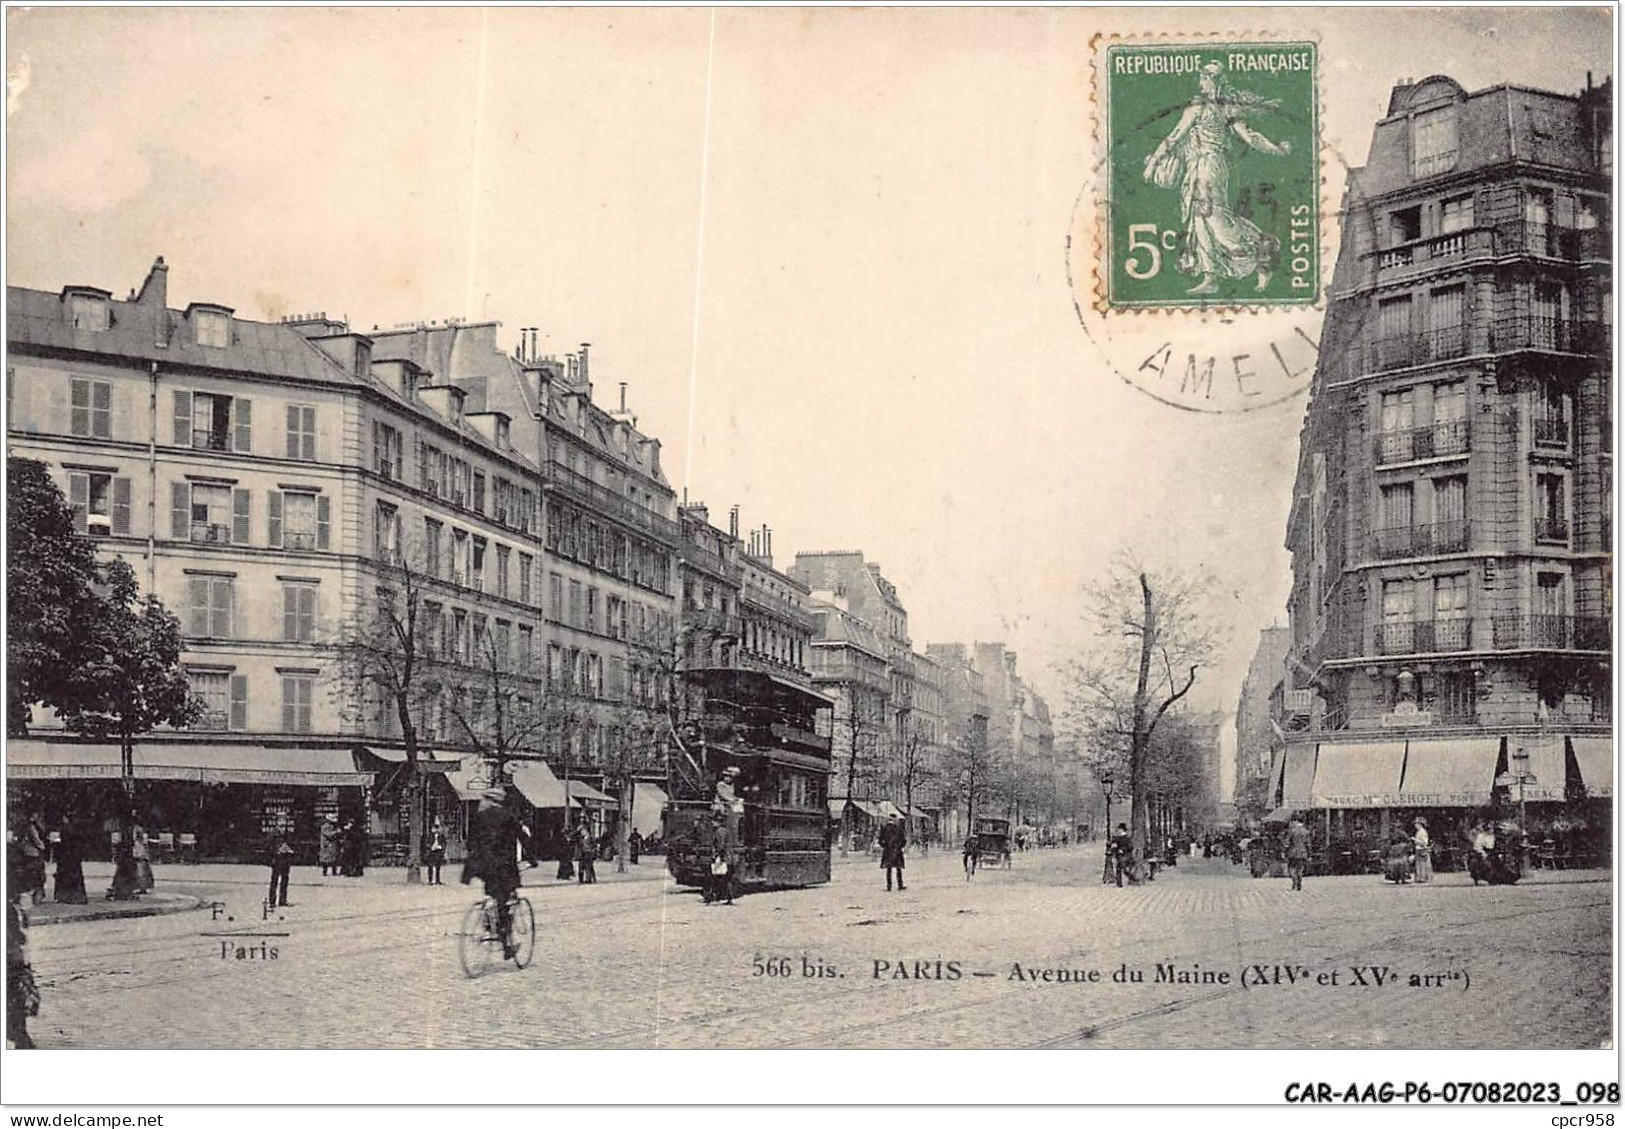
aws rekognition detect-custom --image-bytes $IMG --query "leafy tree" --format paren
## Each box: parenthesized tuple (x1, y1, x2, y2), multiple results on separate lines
(7, 457, 101, 733)
(56, 556, 200, 802)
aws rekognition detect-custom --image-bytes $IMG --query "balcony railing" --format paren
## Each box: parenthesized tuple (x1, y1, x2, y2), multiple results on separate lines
(191, 521, 232, 544)
(542, 461, 681, 544)
(193, 709, 231, 732)
(1495, 221, 1613, 262)
(1371, 519, 1468, 559)
(1534, 416, 1570, 448)
(1493, 615, 1610, 651)
(1369, 229, 1496, 280)
(192, 428, 231, 452)
(1374, 419, 1470, 465)
(1377, 617, 1473, 656)
(283, 531, 318, 551)
(1535, 516, 1570, 543)
(1493, 316, 1575, 353)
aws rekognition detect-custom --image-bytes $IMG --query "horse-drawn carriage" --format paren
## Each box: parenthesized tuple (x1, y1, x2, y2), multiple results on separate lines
(973, 816, 1013, 870)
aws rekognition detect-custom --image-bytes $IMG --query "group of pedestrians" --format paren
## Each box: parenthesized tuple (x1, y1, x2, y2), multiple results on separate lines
(7, 810, 155, 906)
(316, 815, 369, 878)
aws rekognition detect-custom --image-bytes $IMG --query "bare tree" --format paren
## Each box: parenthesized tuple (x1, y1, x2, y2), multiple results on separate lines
(1062, 560, 1216, 883)
(895, 715, 938, 844)
(333, 539, 438, 884)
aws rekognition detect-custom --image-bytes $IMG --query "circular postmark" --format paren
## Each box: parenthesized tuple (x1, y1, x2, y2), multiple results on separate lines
(1069, 36, 1370, 414)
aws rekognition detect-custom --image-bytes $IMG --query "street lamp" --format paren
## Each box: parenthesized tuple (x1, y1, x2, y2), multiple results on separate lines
(1100, 772, 1115, 841)
(1509, 744, 1535, 871)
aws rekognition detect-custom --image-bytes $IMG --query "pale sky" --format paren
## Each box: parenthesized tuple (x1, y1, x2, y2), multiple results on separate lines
(6, 7, 1613, 718)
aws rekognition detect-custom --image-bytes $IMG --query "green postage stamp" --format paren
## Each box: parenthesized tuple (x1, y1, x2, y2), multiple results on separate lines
(1099, 39, 1320, 310)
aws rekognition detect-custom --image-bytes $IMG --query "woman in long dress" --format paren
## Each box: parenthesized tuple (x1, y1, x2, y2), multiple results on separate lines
(1143, 62, 1293, 295)
(52, 821, 88, 905)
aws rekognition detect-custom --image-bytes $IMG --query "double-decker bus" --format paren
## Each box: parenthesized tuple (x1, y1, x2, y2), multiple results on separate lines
(663, 668, 834, 890)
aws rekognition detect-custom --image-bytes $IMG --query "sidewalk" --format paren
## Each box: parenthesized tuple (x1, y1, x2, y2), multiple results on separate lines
(23, 889, 204, 926)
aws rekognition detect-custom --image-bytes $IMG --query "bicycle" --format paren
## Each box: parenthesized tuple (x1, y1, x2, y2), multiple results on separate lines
(459, 892, 534, 978)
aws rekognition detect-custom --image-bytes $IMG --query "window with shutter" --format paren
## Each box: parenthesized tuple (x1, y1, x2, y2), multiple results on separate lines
(70, 379, 112, 438)
(173, 390, 193, 445)
(282, 585, 316, 643)
(172, 482, 191, 540)
(233, 398, 252, 453)
(229, 675, 249, 730)
(316, 495, 331, 550)
(268, 491, 283, 547)
(68, 472, 90, 533)
(232, 489, 251, 544)
(111, 477, 131, 535)
(285, 404, 316, 461)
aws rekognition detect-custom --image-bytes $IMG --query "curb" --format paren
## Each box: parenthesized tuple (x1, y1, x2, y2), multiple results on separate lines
(28, 894, 205, 927)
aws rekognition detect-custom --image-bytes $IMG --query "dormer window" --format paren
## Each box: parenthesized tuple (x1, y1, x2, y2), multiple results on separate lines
(192, 307, 232, 348)
(354, 341, 372, 378)
(496, 418, 510, 448)
(1411, 105, 1458, 179)
(67, 290, 110, 332)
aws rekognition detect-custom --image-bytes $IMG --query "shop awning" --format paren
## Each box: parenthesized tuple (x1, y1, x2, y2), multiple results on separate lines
(357, 747, 458, 773)
(4, 740, 370, 787)
(849, 799, 883, 820)
(875, 800, 905, 820)
(510, 761, 571, 809)
(1310, 741, 1406, 808)
(907, 806, 933, 819)
(631, 783, 669, 837)
(1262, 806, 1294, 823)
(1570, 737, 1613, 798)
(442, 760, 488, 801)
(1266, 747, 1288, 808)
(1517, 737, 1568, 802)
(1399, 737, 1501, 806)
(1281, 745, 1317, 807)
(566, 779, 616, 807)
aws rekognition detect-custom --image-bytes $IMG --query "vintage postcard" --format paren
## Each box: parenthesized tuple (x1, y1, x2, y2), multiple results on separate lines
(1, 4, 1616, 1110)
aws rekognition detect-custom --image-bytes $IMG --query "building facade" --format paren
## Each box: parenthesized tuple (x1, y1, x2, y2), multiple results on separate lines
(7, 260, 689, 860)
(790, 551, 915, 772)
(1280, 74, 1613, 861)
(1234, 626, 1292, 817)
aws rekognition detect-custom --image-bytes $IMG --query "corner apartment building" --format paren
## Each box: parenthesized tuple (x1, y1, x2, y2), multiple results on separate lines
(1280, 74, 1612, 848)
(6, 259, 685, 859)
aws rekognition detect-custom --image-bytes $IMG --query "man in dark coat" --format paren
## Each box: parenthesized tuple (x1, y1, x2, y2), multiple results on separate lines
(267, 829, 294, 908)
(878, 816, 907, 891)
(706, 813, 735, 906)
(1286, 816, 1312, 891)
(463, 788, 528, 958)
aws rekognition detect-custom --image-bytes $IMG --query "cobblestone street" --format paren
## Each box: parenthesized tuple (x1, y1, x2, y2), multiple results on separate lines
(21, 846, 1610, 1050)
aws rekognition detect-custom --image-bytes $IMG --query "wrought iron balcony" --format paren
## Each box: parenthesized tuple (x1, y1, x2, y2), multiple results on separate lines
(1377, 618, 1473, 656)
(1493, 316, 1577, 354)
(192, 428, 231, 452)
(1492, 615, 1611, 651)
(283, 531, 318, 551)
(542, 460, 681, 543)
(1535, 516, 1570, 543)
(1372, 519, 1468, 559)
(1374, 419, 1470, 465)
(191, 521, 232, 544)
(1534, 416, 1570, 448)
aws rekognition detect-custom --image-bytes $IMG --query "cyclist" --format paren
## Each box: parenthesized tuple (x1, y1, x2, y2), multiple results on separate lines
(462, 787, 529, 958)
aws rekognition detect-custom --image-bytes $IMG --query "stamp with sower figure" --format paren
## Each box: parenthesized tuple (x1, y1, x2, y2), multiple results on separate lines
(1100, 39, 1320, 310)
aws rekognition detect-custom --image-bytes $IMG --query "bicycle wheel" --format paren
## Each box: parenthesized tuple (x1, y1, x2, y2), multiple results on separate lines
(459, 900, 497, 979)
(508, 897, 535, 968)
